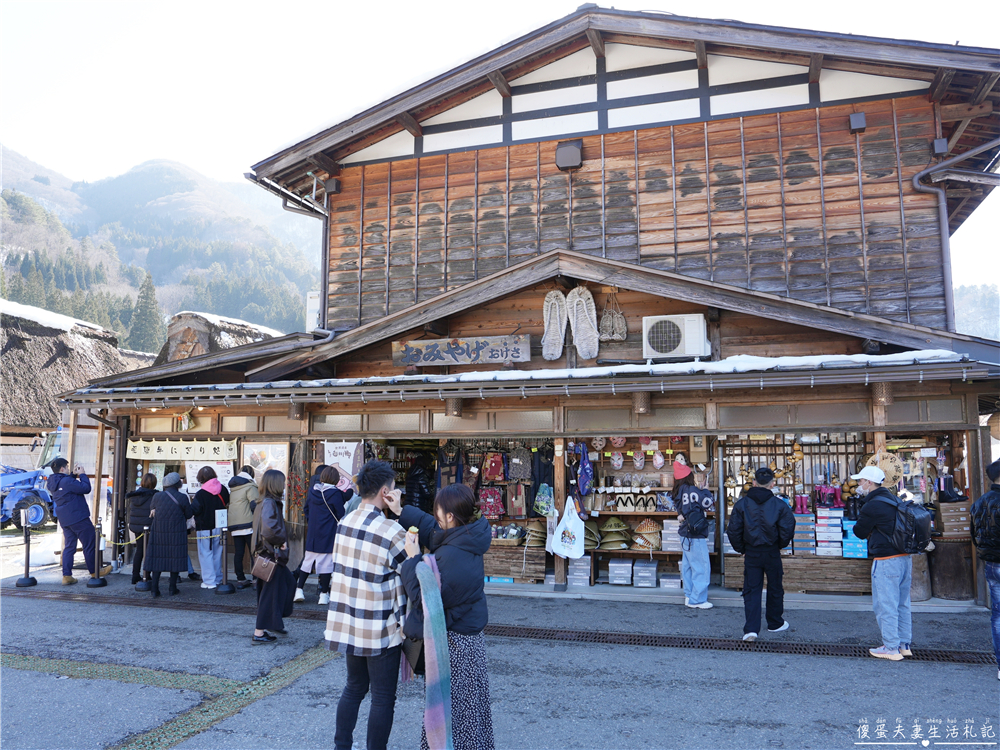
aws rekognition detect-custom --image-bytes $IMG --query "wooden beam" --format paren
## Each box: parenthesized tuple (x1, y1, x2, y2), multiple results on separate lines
(808, 53, 823, 84)
(927, 67, 957, 102)
(695, 39, 708, 69)
(423, 320, 448, 336)
(970, 71, 1000, 105)
(395, 112, 422, 138)
(946, 118, 973, 153)
(939, 102, 993, 122)
(486, 70, 512, 98)
(92, 422, 105, 526)
(585, 28, 605, 58)
(307, 152, 341, 177)
(929, 168, 1000, 186)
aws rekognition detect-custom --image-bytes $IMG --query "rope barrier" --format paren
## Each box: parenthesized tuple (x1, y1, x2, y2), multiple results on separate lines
(101, 529, 229, 547)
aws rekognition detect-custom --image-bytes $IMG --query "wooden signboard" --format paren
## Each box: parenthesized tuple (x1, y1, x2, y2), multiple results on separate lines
(392, 335, 531, 367)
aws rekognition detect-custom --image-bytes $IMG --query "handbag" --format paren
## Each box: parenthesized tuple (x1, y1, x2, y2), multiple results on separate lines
(402, 636, 425, 675)
(251, 554, 277, 583)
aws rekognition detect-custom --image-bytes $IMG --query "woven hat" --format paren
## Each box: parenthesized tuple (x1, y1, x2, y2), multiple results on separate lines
(592, 437, 607, 451)
(635, 517, 660, 534)
(600, 528, 632, 541)
(599, 516, 628, 531)
(630, 535, 655, 551)
(599, 540, 630, 550)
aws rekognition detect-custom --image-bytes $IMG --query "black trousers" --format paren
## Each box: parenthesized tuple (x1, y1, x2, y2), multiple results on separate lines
(233, 534, 251, 580)
(151, 571, 180, 595)
(131, 535, 145, 583)
(295, 568, 332, 593)
(742, 548, 785, 634)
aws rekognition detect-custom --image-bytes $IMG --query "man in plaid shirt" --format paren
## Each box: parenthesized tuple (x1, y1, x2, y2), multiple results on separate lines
(328, 459, 408, 750)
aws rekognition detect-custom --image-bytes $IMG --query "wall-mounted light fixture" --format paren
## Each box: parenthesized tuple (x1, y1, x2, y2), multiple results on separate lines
(872, 381, 894, 406)
(632, 391, 651, 415)
(849, 112, 867, 134)
(445, 397, 464, 417)
(555, 139, 583, 171)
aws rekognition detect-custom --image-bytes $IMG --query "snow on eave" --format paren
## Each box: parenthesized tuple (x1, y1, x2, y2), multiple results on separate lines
(0, 299, 107, 334)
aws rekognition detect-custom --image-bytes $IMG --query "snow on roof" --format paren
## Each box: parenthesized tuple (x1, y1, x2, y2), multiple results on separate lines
(80, 350, 964, 395)
(171, 311, 283, 338)
(0, 299, 105, 333)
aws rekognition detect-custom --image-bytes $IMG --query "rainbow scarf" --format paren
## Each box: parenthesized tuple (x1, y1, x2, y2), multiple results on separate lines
(417, 554, 453, 750)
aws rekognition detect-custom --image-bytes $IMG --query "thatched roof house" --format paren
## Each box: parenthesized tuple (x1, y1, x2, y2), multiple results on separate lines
(0, 300, 155, 435)
(152, 311, 281, 366)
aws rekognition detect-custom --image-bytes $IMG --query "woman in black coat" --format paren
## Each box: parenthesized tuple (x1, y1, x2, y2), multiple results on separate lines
(394, 484, 495, 750)
(146, 473, 194, 597)
(126, 474, 157, 585)
(250, 470, 294, 644)
(294, 465, 353, 604)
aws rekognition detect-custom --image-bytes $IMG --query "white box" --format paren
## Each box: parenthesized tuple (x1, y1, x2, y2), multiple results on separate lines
(659, 578, 682, 588)
(816, 509, 845, 518)
(815, 532, 844, 541)
(815, 547, 842, 556)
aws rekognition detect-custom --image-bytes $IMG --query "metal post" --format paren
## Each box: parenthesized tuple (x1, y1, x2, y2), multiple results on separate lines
(216, 526, 235, 594)
(87, 517, 107, 587)
(16, 510, 37, 587)
(135, 526, 151, 591)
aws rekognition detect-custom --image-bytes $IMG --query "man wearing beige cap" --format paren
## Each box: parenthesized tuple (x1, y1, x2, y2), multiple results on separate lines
(851, 465, 912, 661)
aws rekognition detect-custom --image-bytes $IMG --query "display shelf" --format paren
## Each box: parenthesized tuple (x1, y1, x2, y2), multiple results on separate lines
(588, 511, 716, 517)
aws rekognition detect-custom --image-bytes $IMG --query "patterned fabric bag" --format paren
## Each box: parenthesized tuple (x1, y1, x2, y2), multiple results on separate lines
(482, 452, 506, 482)
(478, 487, 505, 519)
(533, 483, 555, 517)
(508, 446, 533, 481)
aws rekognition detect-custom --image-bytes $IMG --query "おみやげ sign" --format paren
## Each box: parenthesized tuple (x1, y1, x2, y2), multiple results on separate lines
(392, 335, 530, 367)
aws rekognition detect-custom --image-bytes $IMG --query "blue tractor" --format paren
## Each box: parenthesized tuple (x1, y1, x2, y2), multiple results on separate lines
(0, 465, 56, 529)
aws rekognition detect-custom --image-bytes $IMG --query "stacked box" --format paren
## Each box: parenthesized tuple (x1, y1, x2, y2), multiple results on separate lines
(609, 558, 633, 585)
(568, 556, 591, 587)
(633, 559, 658, 588)
(659, 573, 682, 589)
(939, 502, 971, 538)
(815, 509, 843, 556)
(661, 519, 683, 552)
(841, 520, 868, 558)
(793, 513, 816, 555)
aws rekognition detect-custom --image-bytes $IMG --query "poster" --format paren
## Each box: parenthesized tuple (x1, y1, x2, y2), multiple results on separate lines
(185, 460, 235, 493)
(148, 462, 166, 489)
(324, 441, 363, 481)
(241, 443, 289, 479)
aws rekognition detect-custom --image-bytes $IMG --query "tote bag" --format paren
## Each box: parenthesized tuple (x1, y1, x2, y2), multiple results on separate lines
(552, 495, 585, 559)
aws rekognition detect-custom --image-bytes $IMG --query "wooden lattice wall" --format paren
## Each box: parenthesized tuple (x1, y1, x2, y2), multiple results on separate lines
(326, 94, 943, 331)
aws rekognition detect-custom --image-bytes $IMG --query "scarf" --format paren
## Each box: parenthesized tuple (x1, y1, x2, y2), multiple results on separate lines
(417, 554, 453, 750)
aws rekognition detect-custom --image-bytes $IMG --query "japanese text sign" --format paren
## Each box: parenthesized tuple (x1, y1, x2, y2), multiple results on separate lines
(392, 335, 531, 367)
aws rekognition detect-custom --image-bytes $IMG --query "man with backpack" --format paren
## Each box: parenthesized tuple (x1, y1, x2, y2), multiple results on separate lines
(971, 458, 1000, 681)
(852, 465, 914, 661)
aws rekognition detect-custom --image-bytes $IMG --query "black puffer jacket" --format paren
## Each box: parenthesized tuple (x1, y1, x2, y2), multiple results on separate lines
(191, 485, 229, 531)
(972, 484, 1000, 563)
(853, 486, 903, 558)
(726, 486, 795, 553)
(399, 505, 491, 638)
(126, 487, 156, 534)
(146, 488, 192, 573)
(405, 454, 436, 513)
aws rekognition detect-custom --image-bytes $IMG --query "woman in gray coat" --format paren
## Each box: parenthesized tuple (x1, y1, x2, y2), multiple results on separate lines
(250, 470, 294, 643)
(146, 472, 194, 597)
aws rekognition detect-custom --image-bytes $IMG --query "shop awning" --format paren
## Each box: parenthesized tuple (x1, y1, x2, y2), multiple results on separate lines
(60, 350, 990, 410)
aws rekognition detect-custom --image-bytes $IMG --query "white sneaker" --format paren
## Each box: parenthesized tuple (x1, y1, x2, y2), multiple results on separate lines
(318, 593, 330, 606)
(200, 582, 218, 589)
(293, 588, 305, 603)
(768, 620, 789, 633)
(743, 632, 757, 642)
(684, 597, 690, 606)
(686, 601, 714, 609)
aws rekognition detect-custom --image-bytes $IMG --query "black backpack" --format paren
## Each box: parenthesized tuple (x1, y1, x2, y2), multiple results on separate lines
(872, 494, 933, 554)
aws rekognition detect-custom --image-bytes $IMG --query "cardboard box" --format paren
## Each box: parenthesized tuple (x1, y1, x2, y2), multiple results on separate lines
(817, 508, 845, 517)
(816, 532, 844, 542)
(842, 549, 867, 558)
(659, 577, 682, 589)
(815, 547, 843, 556)
(939, 503, 970, 513)
(490, 576, 515, 584)
(794, 513, 816, 521)
(817, 541, 842, 549)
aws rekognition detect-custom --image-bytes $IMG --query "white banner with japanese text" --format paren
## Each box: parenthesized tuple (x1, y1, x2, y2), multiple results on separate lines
(126, 439, 238, 461)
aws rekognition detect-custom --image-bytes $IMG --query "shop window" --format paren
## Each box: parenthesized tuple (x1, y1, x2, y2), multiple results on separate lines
(926, 399, 963, 423)
(139, 417, 175, 433)
(636, 406, 705, 430)
(718, 405, 789, 428)
(263, 415, 301, 433)
(566, 408, 631, 431)
(794, 401, 869, 426)
(431, 411, 489, 433)
(494, 410, 553, 432)
(221, 416, 258, 432)
(886, 400, 920, 424)
(312, 414, 363, 432)
(368, 412, 420, 432)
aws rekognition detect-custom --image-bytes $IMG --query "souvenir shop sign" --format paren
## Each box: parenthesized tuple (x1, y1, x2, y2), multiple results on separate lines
(127, 439, 237, 461)
(392, 335, 531, 367)
(324, 441, 363, 478)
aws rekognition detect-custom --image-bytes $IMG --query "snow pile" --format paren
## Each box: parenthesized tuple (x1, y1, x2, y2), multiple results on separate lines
(0, 299, 105, 333)
(173, 310, 283, 339)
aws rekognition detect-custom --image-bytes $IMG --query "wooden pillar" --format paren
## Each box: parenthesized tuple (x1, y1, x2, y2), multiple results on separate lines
(92, 421, 106, 526)
(553, 438, 567, 590)
(872, 401, 887, 454)
(65, 409, 78, 469)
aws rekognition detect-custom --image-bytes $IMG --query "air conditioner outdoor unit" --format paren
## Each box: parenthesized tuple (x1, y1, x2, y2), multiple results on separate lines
(642, 314, 711, 359)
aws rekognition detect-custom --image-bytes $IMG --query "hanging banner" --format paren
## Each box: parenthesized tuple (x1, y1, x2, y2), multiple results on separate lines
(324, 441, 363, 480)
(127, 439, 237, 461)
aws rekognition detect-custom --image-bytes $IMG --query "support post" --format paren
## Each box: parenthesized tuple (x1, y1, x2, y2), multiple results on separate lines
(16, 510, 37, 587)
(136, 526, 152, 591)
(87, 517, 107, 587)
(553, 438, 567, 591)
(216, 526, 235, 594)
(92, 421, 106, 526)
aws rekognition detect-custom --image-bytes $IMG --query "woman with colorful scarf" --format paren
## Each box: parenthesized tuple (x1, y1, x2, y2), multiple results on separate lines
(397, 484, 495, 750)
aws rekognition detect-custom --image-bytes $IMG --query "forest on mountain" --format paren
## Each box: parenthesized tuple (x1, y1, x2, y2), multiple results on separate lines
(1, 148, 322, 351)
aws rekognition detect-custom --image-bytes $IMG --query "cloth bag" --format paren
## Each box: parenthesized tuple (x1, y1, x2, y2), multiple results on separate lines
(552, 495, 585, 559)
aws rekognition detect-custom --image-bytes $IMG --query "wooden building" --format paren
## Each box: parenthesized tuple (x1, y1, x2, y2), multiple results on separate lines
(61, 8, 999, 600)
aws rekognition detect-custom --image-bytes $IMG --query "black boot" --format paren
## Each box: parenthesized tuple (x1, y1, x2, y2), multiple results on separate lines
(168, 572, 180, 595)
(151, 572, 162, 598)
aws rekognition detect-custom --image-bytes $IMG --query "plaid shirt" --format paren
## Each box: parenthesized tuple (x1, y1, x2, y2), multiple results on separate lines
(325, 504, 408, 656)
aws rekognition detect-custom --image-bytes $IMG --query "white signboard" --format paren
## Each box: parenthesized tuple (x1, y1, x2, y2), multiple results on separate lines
(127, 439, 237, 461)
(215, 509, 229, 529)
(324, 441, 363, 480)
(185, 460, 235, 494)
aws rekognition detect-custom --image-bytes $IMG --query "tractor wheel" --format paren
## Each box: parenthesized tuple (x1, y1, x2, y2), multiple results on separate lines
(12, 495, 50, 529)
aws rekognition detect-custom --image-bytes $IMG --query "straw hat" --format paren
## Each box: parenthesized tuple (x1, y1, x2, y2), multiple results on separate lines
(630, 535, 655, 551)
(599, 540, 630, 550)
(600, 530, 632, 543)
(599, 516, 628, 532)
(634, 517, 660, 534)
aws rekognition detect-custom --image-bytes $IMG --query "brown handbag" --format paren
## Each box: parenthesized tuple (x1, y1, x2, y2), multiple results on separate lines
(251, 554, 277, 583)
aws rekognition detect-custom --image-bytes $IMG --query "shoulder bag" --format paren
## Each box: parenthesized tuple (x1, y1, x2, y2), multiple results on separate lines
(251, 554, 277, 583)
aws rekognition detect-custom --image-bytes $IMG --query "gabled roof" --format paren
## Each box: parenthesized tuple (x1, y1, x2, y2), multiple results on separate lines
(243, 250, 1000, 381)
(252, 6, 1000, 197)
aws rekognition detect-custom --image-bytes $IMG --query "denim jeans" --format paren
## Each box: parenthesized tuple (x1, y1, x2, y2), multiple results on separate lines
(682, 537, 710, 604)
(871, 555, 912, 651)
(195, 530, 223, 585)
(985, 562, 1000, 670)
(335, 645, 401, 750)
